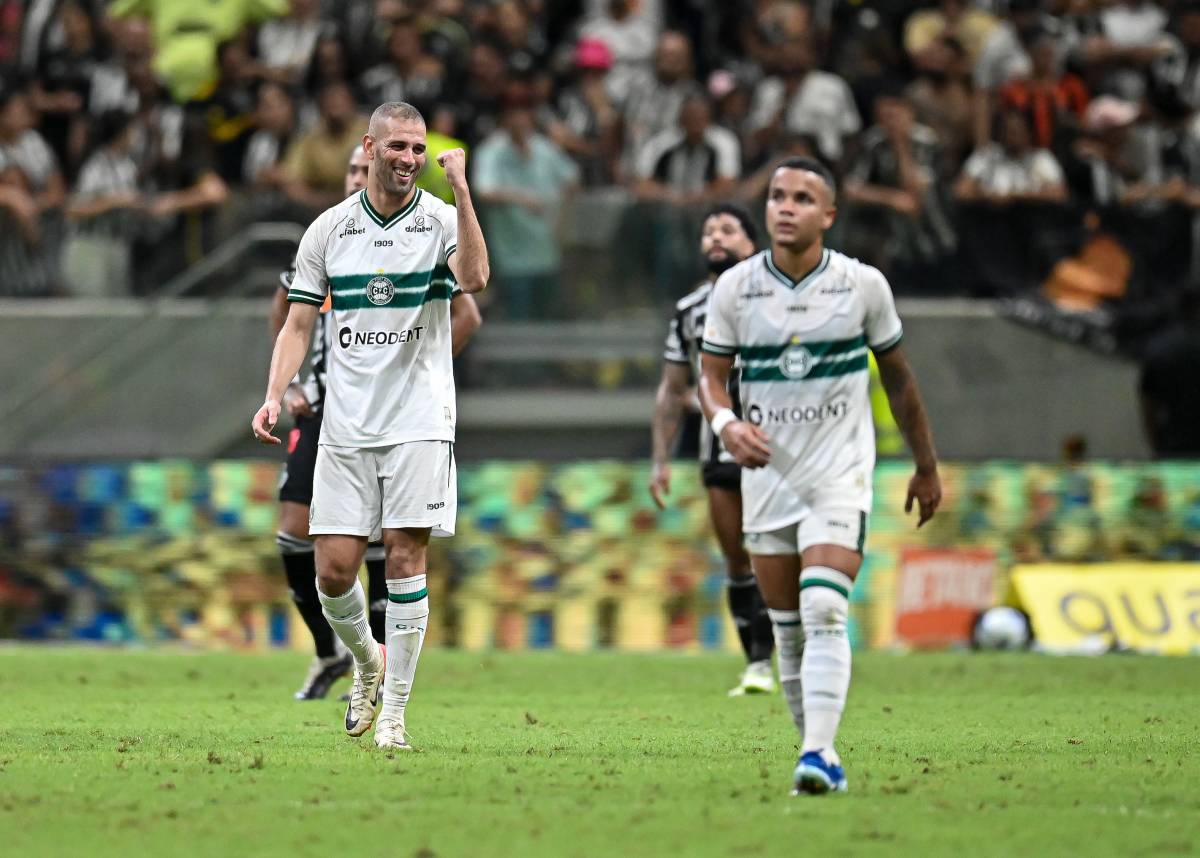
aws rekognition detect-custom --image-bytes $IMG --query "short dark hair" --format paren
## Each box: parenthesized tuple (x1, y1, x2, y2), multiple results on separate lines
(774, 156, 837, 199)
(702, 202, 758, 247)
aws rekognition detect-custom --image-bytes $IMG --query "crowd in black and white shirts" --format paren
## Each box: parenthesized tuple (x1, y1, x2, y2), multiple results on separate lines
(2, 0, 1200, 321)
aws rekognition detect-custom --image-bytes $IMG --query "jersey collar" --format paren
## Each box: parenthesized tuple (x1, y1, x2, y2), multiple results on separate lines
(764, 248, 829, 291)
(359, 188, 422, 230)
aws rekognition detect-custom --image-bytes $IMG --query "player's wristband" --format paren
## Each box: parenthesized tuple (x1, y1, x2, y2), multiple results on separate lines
(710, 408, 738, 437)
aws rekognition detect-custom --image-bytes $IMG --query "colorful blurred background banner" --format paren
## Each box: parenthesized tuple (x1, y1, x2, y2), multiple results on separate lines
(1013, 564, 1200, 655)
(2, 458, 1197, 652)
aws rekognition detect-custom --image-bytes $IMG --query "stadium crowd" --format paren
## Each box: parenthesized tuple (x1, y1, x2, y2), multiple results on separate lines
(2, 0, 1200, 334)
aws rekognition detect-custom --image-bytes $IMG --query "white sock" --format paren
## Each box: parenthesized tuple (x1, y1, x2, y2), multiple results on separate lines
(316, 578, 379, 671)
(382, 574, 429, 720)
(799, 567, 853, 758)
(768, 608, 804, 737)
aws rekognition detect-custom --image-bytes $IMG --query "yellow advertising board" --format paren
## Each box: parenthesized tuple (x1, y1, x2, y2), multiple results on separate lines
(1012, 564, 1200, 655)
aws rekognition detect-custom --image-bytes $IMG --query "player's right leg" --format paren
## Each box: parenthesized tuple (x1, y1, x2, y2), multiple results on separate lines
(277, 414, 351, 700)
(705, 466, 775, 696)
(747, 534, 805, 739)
(310, 444, 386, 737)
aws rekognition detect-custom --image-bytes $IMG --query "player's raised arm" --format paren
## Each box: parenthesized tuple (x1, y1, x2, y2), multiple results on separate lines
(875, 345, 941, 526)
(253, 302, 319, 444)
(439, 148, 490, 293)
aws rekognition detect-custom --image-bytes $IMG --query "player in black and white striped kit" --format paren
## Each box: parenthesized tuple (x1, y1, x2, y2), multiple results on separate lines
(268, 145, 481, 700)
(650, 203, 776, 696)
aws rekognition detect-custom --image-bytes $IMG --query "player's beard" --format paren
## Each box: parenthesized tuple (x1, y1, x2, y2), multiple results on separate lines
(374, 152, 414, 198)
(705, 250, 740, 275)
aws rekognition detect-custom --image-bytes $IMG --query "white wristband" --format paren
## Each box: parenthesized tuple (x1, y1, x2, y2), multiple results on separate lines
(710, 408, 737, 437)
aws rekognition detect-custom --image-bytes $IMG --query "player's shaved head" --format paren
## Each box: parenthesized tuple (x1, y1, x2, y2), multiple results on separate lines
(368, 101, 425, 138)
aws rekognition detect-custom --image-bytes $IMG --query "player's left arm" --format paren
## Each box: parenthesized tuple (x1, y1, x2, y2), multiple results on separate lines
(450, 292, 482, 357)
(864, 264, 941, 527)
(875, 346, 941, 527)
(439, 148, 490, 293)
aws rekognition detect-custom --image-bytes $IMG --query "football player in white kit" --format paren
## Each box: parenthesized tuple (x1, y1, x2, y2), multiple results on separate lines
(252, 102, 489, 750)
(699, 157, 941, 795)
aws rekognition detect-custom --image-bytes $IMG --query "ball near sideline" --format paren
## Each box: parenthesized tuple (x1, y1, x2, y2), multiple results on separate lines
(974, 606, 1033, 651)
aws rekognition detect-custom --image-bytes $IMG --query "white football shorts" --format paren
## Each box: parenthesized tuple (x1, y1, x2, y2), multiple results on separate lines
(744, 505, 868, 556)
(309, 440, 457, 539)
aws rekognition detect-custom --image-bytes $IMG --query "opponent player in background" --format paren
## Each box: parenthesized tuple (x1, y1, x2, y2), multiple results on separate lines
(699, 157, 940, 795)
(253, 102, 489, 750)
(267, 145, 481, 701)
(649, 204, 776, 697)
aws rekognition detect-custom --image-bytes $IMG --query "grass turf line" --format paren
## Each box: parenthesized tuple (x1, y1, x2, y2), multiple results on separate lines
(0, 649, 1196, 857)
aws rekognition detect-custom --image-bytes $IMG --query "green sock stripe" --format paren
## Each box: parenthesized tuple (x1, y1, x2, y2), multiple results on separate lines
(799, 579, 849, 599)
(774, 619, 803, 627)
(387, 588, 428, 603)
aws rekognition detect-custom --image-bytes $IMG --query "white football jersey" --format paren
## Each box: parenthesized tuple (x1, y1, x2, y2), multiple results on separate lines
(702, 248, 903, 532)
(287, 188, 459, 447)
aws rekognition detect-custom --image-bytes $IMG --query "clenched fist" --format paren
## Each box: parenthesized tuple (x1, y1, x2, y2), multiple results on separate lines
(437, 148, 469, 191)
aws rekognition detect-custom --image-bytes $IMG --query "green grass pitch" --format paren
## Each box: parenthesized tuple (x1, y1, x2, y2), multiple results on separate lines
(1, 648, 1196, 857)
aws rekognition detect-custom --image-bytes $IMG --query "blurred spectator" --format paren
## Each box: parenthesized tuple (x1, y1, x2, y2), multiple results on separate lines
(109, 0, 286, 103)
(302, 32, 353, 104)
(242, 81, 295, 187)
(1069, 96, 1199, 285)
(128, 109, 230, 292)
(279, 81, 367, 212)
(417, 106, 468, 204)
(621, 30, 702, 174)
(906, 34, 975, 169)
(579, 0, 658, 105)
(547, 38, 620, 186)
(256, 0, 325, 88)
(955, 108, 1068, 295)
(0, 161, 50, 295)
(192, 36, 262, 184)
(85, 15, 155, 117)
(747, 34, 861, 164)
(474, 93, 580, 320)
(843, 90, 956, 289)
(1139, 290, 1200, 458)
(456, 39, 510, 146)
(490, 0, 548, 72)
(359, 15, 447, 116)
(999, 31, 1090, 154)
(29, 1, 101, 178)
(1155, 3, 1200, 115)
(973, 0, 1059, 97)
(633, 93, 739, 205)
(1073, 0, 1175, 103)
(0, 84, 66, 217)
(956, 109, 1068, 205)
(905, 0, 1000, 73)
(62, 111, 143, 296)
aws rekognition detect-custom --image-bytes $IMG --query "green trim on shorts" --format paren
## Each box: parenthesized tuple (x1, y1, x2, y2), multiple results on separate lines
(856, 510, 867, 554)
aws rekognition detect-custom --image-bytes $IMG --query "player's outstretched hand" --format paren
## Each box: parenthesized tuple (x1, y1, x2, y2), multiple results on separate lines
(905, 467, 942, 527)
(649, 462, 671, 509)
(252, 399, 282, 445)
(722, 422, 771, 469)
(437, 148, 468, 189)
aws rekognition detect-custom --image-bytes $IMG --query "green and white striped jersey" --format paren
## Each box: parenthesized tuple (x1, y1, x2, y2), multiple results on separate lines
(287, 188, 459, 447)
(702, 248, 903, 531)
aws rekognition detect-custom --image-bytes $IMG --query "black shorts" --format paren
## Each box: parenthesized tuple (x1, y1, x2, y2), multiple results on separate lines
(701, 460, 741, 492)
(279, 412, 322, 505)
